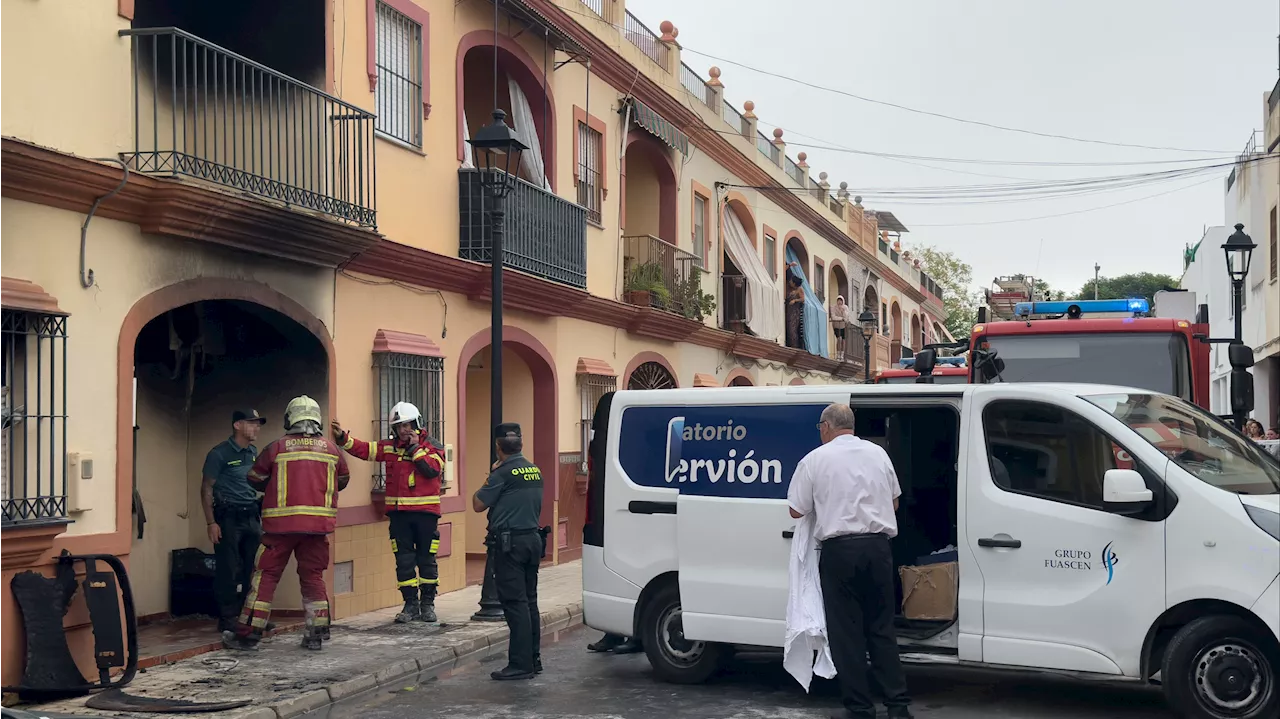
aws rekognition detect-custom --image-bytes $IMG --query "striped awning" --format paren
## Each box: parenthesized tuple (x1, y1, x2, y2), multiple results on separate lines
(627, 98, 689, 156)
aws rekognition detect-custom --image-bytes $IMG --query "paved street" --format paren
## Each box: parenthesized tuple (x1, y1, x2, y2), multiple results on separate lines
(307, 625, 1175, 719)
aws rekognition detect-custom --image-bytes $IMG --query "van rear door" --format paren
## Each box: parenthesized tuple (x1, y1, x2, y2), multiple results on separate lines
(672, 401, 830, 648)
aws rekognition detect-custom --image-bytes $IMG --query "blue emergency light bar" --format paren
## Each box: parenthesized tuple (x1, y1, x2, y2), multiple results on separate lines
(1013, 298, 1149, 317)
(900, 356, 966, 369)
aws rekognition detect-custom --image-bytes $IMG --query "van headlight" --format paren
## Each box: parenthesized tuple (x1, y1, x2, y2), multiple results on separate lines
(1244, 504, 1280, 541)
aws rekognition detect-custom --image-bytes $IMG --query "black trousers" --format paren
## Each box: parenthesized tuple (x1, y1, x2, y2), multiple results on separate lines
(493, 532, 542, 673)
(388, 511, 440, 602)
(213, 505, 262, 622)
(818, 533, 910, 717)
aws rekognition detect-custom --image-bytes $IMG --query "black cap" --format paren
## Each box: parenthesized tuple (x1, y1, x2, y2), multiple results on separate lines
(494, 422, 522, 439)
(232, 409, 267, 425)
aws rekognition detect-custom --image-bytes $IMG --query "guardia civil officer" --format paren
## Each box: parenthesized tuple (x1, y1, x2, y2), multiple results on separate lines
(200, 409, 270, 633)
(472, 422, 546, 680)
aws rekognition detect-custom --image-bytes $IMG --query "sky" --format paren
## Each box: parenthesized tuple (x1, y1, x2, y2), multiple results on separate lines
(622, 0, 1280, 297)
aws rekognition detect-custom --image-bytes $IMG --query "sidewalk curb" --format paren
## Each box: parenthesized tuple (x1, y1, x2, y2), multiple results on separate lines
(232, 601, 584, 719)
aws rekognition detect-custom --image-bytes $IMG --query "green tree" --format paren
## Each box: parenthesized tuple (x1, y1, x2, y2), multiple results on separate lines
(1077, 272, 1179, 304)
(913, 245, 981, 339)
(1032, 279, 1067, 301)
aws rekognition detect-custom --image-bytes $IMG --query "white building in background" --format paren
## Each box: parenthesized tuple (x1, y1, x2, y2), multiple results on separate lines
(1181, 80, 1280, 429)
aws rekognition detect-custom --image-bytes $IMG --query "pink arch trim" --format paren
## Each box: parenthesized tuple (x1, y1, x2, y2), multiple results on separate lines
(623, 351, 679, 389)
(724, 192, 758, 248)
(456, 30, 557, 192)
(454, 325, 559, 524)
(724, 368, 755, 386)
(623, 129, 679, 243)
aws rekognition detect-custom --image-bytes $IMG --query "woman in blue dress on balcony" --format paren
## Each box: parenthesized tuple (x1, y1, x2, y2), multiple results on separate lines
(785, 263, 805, 350)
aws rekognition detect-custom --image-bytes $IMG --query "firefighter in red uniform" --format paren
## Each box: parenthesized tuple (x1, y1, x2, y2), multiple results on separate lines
(223, 395, 349, 651)
(332, 401, 445, 623)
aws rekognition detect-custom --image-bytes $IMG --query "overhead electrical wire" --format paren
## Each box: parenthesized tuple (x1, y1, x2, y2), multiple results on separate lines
(550, 2, 1235, 155)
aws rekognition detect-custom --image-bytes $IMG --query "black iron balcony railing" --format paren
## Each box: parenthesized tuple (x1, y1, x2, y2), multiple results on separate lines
(2, 309, 69, 527)
(119, 28, 377, 228)
(722, 274, 748, 332)
(459, 169, 587, 288)
(621, 234, 704, 318)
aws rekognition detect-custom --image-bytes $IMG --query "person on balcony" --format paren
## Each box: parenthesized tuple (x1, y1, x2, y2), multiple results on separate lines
(785, 263, 806, 350)
(829, 295, 854, 362)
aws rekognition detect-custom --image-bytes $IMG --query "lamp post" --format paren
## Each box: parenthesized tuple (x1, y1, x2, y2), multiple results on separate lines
(1221, 223, 1256, 431)
(467, 108, 527, 622)
(858, 310, 877, 382)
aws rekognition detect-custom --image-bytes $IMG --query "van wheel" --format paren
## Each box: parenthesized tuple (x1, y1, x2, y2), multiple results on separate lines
(640, 583, 725, 685)
(1162, 615, 1278, 719)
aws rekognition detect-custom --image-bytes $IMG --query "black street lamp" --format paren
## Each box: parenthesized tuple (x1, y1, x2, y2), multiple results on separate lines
(467, 108, 527, 622)
(1221, 223, 1256, 432)
(858, 310, 877, 382)
(1222, 223, 1255, 345)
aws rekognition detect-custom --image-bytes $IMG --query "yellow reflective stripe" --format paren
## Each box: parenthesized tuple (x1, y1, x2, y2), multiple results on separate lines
(412, 449, 427, 461)
(276, 451, 339, 464)
(418, 578, 438, 585)
(250, 616, 270, 628)
(386, 495, 440, 506)
(325, 461, 335, 510)
(397, 577, 419, 588)
(342, 435, 355, 451)
(252, 601, 271, 611)
(390, 539, 398, 553)
(262, 506, 338, 518)
(275, 458, 288, 517)
(429, 539, 439, 553)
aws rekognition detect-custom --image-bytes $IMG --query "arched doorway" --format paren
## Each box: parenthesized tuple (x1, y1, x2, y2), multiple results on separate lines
(784, 234, 809, 284)
(457, 32, 555, 188)
(890, 301, 903, 361)
(123, 280, 333, 636)
(725, 368, 754, 387)
(621, 130, 678, 243)
(863, 285, 879, 322)
(456, 326, 558, 580)
(830, 263, 850, 305)
(910, 314, 922, 352)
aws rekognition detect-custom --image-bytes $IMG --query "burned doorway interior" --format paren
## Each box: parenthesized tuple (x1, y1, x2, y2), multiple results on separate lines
(130, 300, 327, 628)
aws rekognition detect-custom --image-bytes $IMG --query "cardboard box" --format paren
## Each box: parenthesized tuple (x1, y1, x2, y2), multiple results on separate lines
(899, 561, 958, 621)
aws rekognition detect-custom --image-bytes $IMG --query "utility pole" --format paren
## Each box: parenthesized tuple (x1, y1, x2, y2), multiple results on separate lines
(1093, 264, 1100, 300)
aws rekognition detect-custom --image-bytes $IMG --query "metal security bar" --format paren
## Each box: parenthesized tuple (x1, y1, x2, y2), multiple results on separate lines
(680, 63, 712, 106)
(723, 99, 748, 136)
(375, 1, 424, 147)
(119, 27, 377, 227)
(2, 310, 69, 526)
(578, 0, 605, 18)
(459, 169, 588, 288)
(721, 275, 748, 332)
(756, 131, 780, 165)
(576, 121, 604, 224)
(578, 373, 615, 472)
(371, 352, 444, 492)
(624, 11, 669, 69)
(622, 234, 703, 317)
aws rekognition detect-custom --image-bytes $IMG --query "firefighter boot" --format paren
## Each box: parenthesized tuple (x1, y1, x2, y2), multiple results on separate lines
(395, 585, 420, 624)
(300, 626, 323, 651)
(417, 586, 438, 623)
(221, 630, 260, 652)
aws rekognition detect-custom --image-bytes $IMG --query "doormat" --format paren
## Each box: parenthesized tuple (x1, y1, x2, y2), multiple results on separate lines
(85, 688, 252, 713)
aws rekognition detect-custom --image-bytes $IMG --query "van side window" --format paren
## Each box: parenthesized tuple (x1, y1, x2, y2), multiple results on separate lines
(982, 400, 1121, 510)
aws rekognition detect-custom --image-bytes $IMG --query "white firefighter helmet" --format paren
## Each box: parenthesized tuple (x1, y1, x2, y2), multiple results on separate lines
(388, 401, 423, 431)
(284, 395, 323, 428)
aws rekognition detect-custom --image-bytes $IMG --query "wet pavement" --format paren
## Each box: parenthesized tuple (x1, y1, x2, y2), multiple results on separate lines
(306, 626, 1175, 719)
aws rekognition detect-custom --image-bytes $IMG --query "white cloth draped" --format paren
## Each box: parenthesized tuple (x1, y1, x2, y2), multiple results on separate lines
(722, 207, 785, 343)
(783, 511, 836, 692)
(507, 77, 550, 189)
(461, 110, 475, 168)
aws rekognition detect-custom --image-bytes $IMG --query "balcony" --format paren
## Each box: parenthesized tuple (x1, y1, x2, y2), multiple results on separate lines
(622, 235, 710, 319)
(119, 28, 377, 228)
(458, 169, 587, 288)
(722, 275, 748, 333)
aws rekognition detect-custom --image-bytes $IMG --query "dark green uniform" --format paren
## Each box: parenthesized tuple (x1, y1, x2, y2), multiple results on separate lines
(476, 428, 545, 676)
(203, 437, 261, 626)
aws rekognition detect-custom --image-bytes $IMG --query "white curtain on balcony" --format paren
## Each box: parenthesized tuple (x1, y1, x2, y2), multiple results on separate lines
(461, 110, 475, 168)
(723, 205, 784, 343)
(507, 78, 551, 189)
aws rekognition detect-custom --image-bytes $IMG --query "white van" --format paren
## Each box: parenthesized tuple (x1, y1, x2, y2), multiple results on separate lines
(581, 383, 1280, 719)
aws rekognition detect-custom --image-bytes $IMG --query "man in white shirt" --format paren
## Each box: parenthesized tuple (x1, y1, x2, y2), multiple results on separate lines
(788, 403, 912, 719)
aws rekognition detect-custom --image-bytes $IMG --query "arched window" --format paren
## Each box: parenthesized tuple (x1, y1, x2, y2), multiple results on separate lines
(628, 361, 677, 390)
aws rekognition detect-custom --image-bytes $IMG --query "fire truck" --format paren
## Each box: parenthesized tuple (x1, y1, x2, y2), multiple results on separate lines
(967, 292, 1211, 409)
(875, 356, 969, 385)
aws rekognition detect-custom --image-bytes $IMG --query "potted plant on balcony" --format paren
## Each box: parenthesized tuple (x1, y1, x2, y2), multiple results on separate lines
(676, 273, 718, 321)
(625, 262, 670, 309)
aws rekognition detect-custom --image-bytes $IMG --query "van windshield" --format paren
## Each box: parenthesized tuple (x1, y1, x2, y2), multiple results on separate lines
(1083, 392, 1280, 495)
(983, 332, 1192, 401)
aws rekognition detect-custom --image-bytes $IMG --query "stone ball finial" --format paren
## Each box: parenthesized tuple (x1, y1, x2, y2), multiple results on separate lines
(707, 66, 722, 87)
(743, 100, 755, 112)
(839, 181, 849, 190)
(854, 195, 863, 206)
(797, 151, 807, 162)
(818, 171, 828, 182)
(708, 66, 721, 78)
(659, 20, 676, 42)
(671, 26, 679, 38)
(772, 127, 784, 140)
